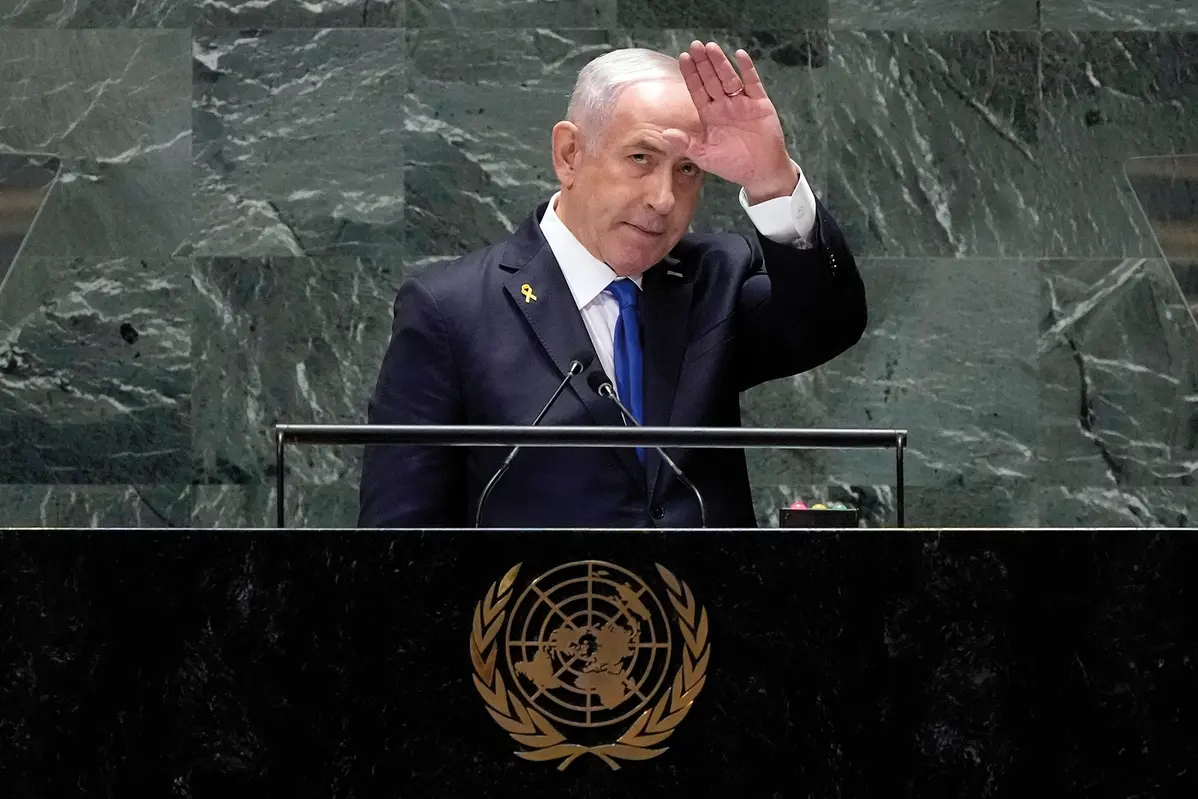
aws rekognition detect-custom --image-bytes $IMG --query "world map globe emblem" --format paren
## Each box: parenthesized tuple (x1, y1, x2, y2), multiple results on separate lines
(504, 561, 674, 729)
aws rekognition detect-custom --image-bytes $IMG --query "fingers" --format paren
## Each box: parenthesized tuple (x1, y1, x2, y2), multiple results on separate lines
(678, 49, 713, 107)
(704, 41, 744, 96)
(690, 40, 723, 101)
(680, 41, 764, 102)
(735, 49, 767, 99)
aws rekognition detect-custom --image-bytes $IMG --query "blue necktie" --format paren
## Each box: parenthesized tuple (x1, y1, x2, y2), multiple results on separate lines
(607, 279, 645, 464)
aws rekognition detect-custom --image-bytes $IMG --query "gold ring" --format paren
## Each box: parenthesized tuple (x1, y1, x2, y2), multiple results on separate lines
(726, 86, 744, 97)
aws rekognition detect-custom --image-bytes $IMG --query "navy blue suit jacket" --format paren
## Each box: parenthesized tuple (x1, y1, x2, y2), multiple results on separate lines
(359, 196, 866, 529)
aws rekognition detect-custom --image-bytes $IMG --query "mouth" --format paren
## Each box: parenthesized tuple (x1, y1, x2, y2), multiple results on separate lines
(625, 222, 665, 237)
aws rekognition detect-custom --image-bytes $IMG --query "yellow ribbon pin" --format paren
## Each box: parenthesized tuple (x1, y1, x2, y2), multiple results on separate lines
(521, 283, 537, 303)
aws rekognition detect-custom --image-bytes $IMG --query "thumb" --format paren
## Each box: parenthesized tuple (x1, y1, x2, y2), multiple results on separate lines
(661, 128, 696, 158)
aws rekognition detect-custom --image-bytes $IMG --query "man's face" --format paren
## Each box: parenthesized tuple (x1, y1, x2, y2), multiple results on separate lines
(554, 79, 704, 276)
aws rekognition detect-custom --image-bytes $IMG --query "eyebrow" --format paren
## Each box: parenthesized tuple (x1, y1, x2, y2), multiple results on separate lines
(627, 138, 668, 155)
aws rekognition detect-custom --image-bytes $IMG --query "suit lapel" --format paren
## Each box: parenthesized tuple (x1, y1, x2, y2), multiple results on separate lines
(499, 211, 643, 489)
(640, 255, 695, 501)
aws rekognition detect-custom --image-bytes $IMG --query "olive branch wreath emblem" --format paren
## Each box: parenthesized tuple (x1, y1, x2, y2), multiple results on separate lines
(469, 563, 711, 770)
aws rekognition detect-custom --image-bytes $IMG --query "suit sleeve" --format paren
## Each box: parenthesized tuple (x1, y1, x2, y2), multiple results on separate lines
(733, 195, 867, 391)
(358, 275, 468, 528)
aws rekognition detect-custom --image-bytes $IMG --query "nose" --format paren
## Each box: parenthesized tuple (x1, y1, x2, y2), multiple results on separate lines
(645, 168, 676, 216)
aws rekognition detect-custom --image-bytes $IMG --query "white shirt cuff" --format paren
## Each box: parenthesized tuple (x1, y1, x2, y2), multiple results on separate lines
(738, 162, 817, 248)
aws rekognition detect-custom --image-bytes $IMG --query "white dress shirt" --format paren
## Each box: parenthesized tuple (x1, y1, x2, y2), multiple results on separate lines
(538, 167, 818, 387)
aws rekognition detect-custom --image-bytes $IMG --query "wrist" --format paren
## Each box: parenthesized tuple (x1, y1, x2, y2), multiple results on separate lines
(743, 160, 799, 205)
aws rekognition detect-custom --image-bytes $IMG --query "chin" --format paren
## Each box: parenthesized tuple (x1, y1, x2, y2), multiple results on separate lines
(606, 235, 671, 274)
(608, 250, 663, 276)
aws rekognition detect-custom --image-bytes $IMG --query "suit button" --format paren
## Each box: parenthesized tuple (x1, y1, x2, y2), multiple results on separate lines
(650, 505, 665, 520)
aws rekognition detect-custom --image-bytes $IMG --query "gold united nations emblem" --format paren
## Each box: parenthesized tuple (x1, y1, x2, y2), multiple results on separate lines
(469, 560, 711, 770)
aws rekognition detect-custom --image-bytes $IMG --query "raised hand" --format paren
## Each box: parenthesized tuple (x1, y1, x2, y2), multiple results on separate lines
(664, 41, 799, 204)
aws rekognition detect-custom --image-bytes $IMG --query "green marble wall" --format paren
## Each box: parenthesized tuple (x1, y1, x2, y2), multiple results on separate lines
(0, 0, 1195, 528)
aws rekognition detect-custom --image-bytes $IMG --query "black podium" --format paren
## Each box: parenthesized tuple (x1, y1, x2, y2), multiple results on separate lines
(1, 526, 1195, 798)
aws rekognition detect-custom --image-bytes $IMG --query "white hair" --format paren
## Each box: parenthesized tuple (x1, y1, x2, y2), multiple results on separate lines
(567, 48, 683, 153)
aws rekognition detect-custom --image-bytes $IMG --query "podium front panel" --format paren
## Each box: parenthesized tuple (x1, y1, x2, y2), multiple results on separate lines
(1, 528, 1194, 798)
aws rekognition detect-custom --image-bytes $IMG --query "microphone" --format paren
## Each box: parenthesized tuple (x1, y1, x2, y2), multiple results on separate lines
(586, 371, 707, 528)
(474, 352, 594, 527)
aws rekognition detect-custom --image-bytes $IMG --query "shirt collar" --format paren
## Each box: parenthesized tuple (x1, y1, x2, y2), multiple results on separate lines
(539, 191, 641, 310)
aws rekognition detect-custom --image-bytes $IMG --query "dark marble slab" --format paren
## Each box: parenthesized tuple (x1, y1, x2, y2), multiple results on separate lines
(189, 29, 406, 258)
(0, 0, 401, 27)
(0, 30, 189, 157)
(1042, 0, 1198, 30)
(1038, 258, 1198, 488)
(617, 0, 827, 28)
(907, 481, 1039, 527)
(0, 155, 59, 288)
(742, 257, 1039, 490)
(0, 256, 192, 483)
(1126, 154, 1198, 327)
(193, 482, 359, 527)
(15, 148, 191, 258)
(191, 256, 399, 487)
(829, 0, 1038, 30)
(1039, 32, 1198, 257)
(0, 30, 191, 257)
(0, 484, 193, 526)
(826, 31, 1198, 259)
(824, 31, 1042, 258)
(1041, 485, 1198, 526)
(0, 0, 186, 26)
(189, 0, 401, 28)
(0, 527, 1195, 797)
(408, 0, 614, 27)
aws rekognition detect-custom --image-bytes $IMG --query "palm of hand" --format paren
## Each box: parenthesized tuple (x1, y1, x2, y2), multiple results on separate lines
(685, 99, 787, 188)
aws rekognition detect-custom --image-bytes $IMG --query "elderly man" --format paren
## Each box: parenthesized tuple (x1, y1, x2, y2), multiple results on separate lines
(359, 42, 866, 529)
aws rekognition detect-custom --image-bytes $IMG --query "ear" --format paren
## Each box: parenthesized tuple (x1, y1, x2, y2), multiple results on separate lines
(551, 121, 584, 189)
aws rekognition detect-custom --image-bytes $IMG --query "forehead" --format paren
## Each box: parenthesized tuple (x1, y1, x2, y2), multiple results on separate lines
(607, 80, 701, 140)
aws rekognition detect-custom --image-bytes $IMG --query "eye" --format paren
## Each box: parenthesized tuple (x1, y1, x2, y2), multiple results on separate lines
(630, 153, 649, 164)
(680, 163, 699, 175)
